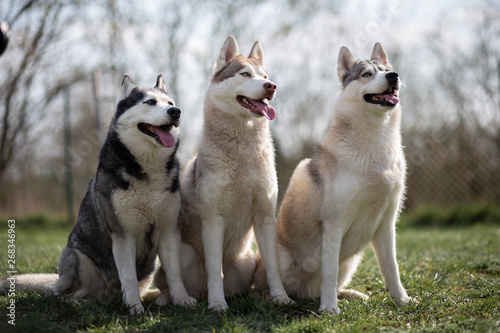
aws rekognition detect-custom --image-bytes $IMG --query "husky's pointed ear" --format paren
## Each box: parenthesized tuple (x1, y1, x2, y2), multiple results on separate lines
(337, 46, 357, 82)
(215, 35, 240, 72)
(155, 74, 167, 93)
(249, 40, 264, 63)
(371, 42, 389, 65)
(120, 74, 135, 98)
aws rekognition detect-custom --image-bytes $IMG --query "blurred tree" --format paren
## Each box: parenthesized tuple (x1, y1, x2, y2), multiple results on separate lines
(1, 0, 498, 215)
(404, 4, 500, 208)
(0, 0, 84, 182)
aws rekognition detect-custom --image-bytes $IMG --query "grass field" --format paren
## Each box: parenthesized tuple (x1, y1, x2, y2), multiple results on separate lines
(0, 212, 499, 332)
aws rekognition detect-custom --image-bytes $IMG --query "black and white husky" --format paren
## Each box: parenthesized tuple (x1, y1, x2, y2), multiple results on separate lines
(4, 75, 195, 314)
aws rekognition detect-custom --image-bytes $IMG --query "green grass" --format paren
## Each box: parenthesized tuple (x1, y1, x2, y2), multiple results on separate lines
(1, 213, 499, 332)
(399, 202, 500, 228)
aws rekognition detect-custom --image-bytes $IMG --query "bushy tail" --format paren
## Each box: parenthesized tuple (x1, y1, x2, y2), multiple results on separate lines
(142, 289, 161, 302)
(1, 274, 59, 294)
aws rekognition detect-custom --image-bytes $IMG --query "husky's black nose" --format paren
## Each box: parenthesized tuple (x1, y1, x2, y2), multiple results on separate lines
(386, 72, 399, 84)
(168, 107, 181, 119)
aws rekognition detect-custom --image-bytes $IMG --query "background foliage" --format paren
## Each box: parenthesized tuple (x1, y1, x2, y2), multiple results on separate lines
(1, 0, 499, 216)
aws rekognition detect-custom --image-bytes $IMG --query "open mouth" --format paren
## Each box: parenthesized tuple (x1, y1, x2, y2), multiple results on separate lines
(237, 95, 276, 120)
(364, 86, 399, 107)
(138, 122, 177, 148)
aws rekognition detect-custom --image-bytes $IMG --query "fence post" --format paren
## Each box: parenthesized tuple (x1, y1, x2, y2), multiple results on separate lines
(92, 69, 104, 146)
(63, 88, 75, 224)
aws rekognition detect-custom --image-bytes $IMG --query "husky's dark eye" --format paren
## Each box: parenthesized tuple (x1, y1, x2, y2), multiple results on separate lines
(362, 73, 372, 78)
(240, 72, 250, 77)
(168, 101, 174, 106)
(144, 99, 157, 106)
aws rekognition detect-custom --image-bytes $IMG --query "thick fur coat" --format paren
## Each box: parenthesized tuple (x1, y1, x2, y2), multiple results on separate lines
(3, 75, 195, 314)
(154, 36, 290, 311)
(254, 43, 414, 313)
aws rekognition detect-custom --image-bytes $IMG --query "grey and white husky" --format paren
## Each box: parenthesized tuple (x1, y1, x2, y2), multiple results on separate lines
(152, 36, 291, 311)
(254, 43, 415, 313)
(3, 75, 195, 314)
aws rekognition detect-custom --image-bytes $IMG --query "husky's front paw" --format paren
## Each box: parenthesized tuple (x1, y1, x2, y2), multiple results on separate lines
(208, 299, 228, 312)
(129, 303, 145, 315)
(395, 295, 418, 306)
(272, 294, 294, 305)
(319, 304, 341, 314)
(173, 295, 197, 307)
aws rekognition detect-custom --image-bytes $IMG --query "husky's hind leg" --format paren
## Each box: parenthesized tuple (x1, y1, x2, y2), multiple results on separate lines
(222, 246, 255, 296)
(55, 247, 83, 297)
(152, 268, 170, 306)
(337, 252, 368, 301)
(57, 247, 115, 301)
(138, 272, 154, 297)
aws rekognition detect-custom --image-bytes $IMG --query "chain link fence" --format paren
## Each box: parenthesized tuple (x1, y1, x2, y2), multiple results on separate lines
(404, 120, 499, 210)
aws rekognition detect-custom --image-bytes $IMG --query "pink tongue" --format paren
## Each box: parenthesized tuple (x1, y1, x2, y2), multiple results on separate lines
(248, 98, 276, 120)
(384, 94, 399, 105)
(155, 126, 175, 148)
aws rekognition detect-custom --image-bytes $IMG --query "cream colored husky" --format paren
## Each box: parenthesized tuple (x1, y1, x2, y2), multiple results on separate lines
(153, 36, 290, 311)
(254, 43, 414, 313)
